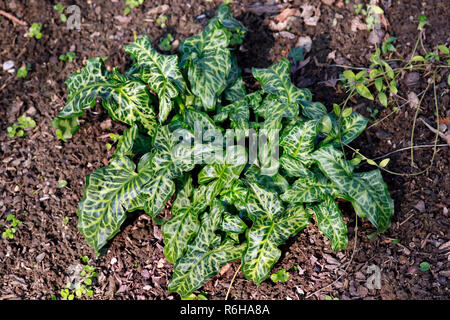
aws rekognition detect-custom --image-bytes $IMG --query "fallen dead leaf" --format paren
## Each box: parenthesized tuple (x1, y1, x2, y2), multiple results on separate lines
(351, 17, 367, 32)
(220, 263, 232, 276)
(407, 91, 420, 109)
(301, 4, 321, 26)
(274, 8, 300, 23)
(146, 4, 169, 15)
(269, 19, 289, 31)
(321, 0, 335, 5)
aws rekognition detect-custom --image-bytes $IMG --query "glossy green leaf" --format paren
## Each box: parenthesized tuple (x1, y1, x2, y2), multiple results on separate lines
(168, 200, 245, 297)
(311, 145, 394, 231)
(243, 183, 311, 284)
(78, 155, 153, 255)
(280, 119, 320, 159)
(252, 58, 310, 107)
(162, 177, 203, 264)
(56, 58, 156, 136)
(215, 92, 262, 129)
(311, 195, 348, 251)
(180, 21, 231, 111)
(281, 173, 338, 203)
(124, 35, 186, 123)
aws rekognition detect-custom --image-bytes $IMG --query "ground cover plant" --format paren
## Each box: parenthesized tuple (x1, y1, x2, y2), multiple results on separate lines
(51, 4, 394, 298)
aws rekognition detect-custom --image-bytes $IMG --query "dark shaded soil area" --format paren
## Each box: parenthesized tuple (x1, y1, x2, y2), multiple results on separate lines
(0, 0, 448, 300)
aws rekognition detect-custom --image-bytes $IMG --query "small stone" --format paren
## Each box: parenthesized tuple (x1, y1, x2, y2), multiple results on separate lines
(296, 36, 312, 53)
(110, 257, 117, 265)
(414, 200, 425, 213)
(35, 253, 46, 263)
(3, 60, 14, 71)
(26, 106, 37, 116)
(375, 129, 393, 140)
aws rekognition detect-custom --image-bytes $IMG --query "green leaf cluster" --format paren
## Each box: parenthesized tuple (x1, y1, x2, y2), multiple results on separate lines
(53, 4, 394, 298)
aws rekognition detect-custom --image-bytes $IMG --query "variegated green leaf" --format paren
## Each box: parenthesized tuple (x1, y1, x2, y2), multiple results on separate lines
(113, 124, 138, 158)
(311, 145, 394, 231)
(321, 112, 369, 145)
(311, 195, 348, 251)
(219, 179, 248, 211)
(56, 58, 157, 136)
(215, 92, 262, 129)
(224, 54, 246, 102)
(252, 58, 310, 107)
(221, 211, 247, 234)
(77, 155, 153, 255)
(207, 4, 247, 46)
(198, 146, 247, 204)
(180, 21, 231, 111)
(279, 154, 313, 178)
(162, 177, 203, 264)
(168, 200, 245, 297)
(281, 173, 338, 203)
(280, 119, 320, 159)
(243, 183, 311, 284)
(124, 35, 185, 123)
(300, 101, 327, 120)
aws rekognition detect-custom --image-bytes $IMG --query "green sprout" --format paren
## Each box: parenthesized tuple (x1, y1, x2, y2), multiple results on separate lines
(54, 3, 67, 22)
(28, 23, 43, 39)
(17, 65, 29, 78)
(7, 114, 36, 138)
(124, 0, 144, 15)
(2, 214, 23, 240)
(156, 15, 168, 28)
(60, 261, 97, 300)
(270, 269, 290, 283)
(59, 51, 77, 62)
(159, 33, 173, 51)
(419, 261, 430, 272)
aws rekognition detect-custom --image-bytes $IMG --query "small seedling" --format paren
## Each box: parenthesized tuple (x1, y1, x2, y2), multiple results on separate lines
(59, 52, 76, 62)
(181, 292, 208, 300)
(2, 214, 23, 240)
(159, 33, 173, 51)
(124, 0, 144, 15)
(288, 46, 304, 64)
(419, 261, 430, 272)
(60, 260, 97, 300)
(7, 114, 36, 138)
(58, 180, 68, 188)
(28, 23, 43, 39)
(54, 3, 67, 22)
(156, 15, 168, 28)
(17, 65, 29, 78)
(270, 269, 290, 283)
(325, 295, 340, 300)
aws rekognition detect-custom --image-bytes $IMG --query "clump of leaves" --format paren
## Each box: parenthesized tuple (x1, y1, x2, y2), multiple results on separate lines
(59, 52, 77, 62)
(124, 0, 144, 15)
(7, 114, 36, 138)
(156, 15, 168, 28)
(60, 261, 97, 300)
(270, 269, 290, 283)
(159, 33, 173, 51)
(52, 4, 394, 298)
(353, 3, 384, 31)
(28, 23, 43, 39)
(2, 214, 23, 240)
(17, 64, 30, 78)
(54, 3, 67, 22)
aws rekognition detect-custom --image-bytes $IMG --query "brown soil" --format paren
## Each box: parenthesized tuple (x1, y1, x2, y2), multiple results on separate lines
(0, 0, 448, 300)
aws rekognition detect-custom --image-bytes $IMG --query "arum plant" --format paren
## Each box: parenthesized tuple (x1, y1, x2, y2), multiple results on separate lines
(52, 4, 394, 298)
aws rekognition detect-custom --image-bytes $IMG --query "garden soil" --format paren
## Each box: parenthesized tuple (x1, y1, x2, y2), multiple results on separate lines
(0, 0, 448, 300)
